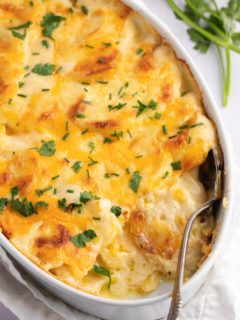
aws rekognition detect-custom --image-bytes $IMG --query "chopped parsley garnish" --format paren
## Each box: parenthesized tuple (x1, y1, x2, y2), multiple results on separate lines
(35, 201, 48, 209)
(129, 171, 142, 193)
(37, 140, 56, 156)
(51, 175, 60, 180)
(18, 82, 25, 88)
(82, 129, 89, 135)
(17, 94, 27, 98)
(11, 186, 19, 200)
(67, 189, 74, 193)
(103, 137, 113, 144)
(8, 21, 32, 40)
(71, 229, 97, 248)
(93, 264, 111, 288)
(41, 13, 65, 39)
(71, 161, 82, 173)
(76, 112, 86, 119)
(36, 186, 52, 197)
(93, 217, 101, 221)
(136, 48, 145, 57)
(161, 171, 169, 179)
(11, 198, 35, 217)
(111, 130, 123, 140)
(154, 112, 161, 120)
(134, 100, 158, 117)
(88, 141, 95, 153)
(0, 198, 8, 212)
(102, 42, 112, 47)
(104, 172, 120, 179)
(111, 206, 122, 217)
(162, 125, 168, 135)
(81, 5, 89, 15)
(80, 191, 92, 204)
(96, 80, 108, 84)
(32, 63, 55, 76)
(108, 103, 126, 112)
(118, 81, 129, 97)
(58, 198, 82, 213)
(191, 122, 204, 128)
(42, 39, 49, 48)
(62, 132, 70, 141)
(171, 161, 182, 171)
(87, 157, 98, 166)
(125, 168, 130, 175)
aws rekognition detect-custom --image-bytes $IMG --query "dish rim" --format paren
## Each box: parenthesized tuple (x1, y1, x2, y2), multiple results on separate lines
(0, 0, 235, 307)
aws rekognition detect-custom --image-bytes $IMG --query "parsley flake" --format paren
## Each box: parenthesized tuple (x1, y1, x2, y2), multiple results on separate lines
(37, 140, 56, 156)
(41, 13, 65, 39)
(93, 264, 111, 288)
(129, 171, 142, 193)
(71, 229, 97, 248)
(32, 63, 55, 76)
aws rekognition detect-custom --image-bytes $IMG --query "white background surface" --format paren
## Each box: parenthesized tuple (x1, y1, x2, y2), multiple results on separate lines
(0, 1, 240, 319)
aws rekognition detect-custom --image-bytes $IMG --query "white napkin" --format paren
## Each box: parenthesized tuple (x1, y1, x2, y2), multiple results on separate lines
(0, 183, 239, 320)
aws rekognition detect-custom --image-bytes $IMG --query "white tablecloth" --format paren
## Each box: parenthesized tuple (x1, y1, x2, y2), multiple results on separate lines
(1, 1, 240, 319)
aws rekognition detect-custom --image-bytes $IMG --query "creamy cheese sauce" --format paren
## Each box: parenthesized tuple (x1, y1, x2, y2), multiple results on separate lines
(0, 0, 217, 298)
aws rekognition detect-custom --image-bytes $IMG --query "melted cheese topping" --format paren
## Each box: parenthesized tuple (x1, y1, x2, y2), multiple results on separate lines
(0, 0, 217, 298)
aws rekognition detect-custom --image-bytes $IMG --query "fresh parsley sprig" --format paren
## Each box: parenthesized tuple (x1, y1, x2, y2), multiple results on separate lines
(167, 0, 240, 106)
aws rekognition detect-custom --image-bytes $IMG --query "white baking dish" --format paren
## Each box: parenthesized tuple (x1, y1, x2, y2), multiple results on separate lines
(0, 1, 236, 319)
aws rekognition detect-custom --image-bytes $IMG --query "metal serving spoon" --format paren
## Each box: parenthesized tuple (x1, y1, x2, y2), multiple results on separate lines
(167, 148, 223, 320)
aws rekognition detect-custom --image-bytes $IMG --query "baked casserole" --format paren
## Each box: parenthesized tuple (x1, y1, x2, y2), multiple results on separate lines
(0, 0, 217, 298)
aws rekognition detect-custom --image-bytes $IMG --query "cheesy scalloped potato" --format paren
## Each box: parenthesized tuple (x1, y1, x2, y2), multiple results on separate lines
(0, 0, 217, 298)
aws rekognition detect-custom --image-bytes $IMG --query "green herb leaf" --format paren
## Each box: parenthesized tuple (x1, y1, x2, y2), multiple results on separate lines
(58, 198, 82, 213)
(134, 100, 158, 117)
(11, 186, 19, 200)
(129, 171, 142, 193)
(35, 201, 48, 210)
(8, 21, 32, 40)
(81, 5, 89, 15)
(0, 198, 8, 212)
(32, 63, 55, 76)
(11, 198, 35, 217)
(36, 186, 52, 197)
(111, 206, 122, 217)
(108, 103, 127, 112)
(71, 161, 82, 173)
(37, 140, 56, 156)
(71, 229, 97, 248)
(80, 191, 92, 204)
(171, 161, 182, 171)
(41, 13, 65, 38)
(88, 141, 95, 153)
(187, 29, 211, 53)
(93, 264, 111, 288)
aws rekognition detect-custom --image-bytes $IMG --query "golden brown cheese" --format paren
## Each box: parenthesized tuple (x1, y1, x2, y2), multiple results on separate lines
(0, 0, 217, 298)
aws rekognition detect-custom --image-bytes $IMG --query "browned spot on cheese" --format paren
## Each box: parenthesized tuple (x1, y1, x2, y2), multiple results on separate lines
(161, 83, 172, 103)
(16, 175, 33, 193)
(0, 79, 8, 94)
(166, 131, 188, 150)
(39, 111, 53, 121)
(0, 3, 31, 20)
(119, 6, 132, 19)
(1, 225, 12, 239)
(77, 51, 118, 76)
(128, 211, 179, 260)
(137, 54, 153, 72)
(68, 99, 85, 119)
(35, 225, 71, 248)
(93, 119, 117, 129)
(0, 172, 11, 185)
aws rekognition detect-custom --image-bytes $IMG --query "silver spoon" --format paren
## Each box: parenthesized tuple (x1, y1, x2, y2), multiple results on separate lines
(167, 148, 223, 320)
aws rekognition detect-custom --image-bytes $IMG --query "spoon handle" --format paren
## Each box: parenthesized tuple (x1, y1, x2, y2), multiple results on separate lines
(167, 199, 213, 320)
